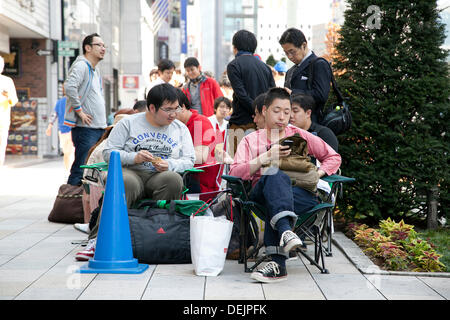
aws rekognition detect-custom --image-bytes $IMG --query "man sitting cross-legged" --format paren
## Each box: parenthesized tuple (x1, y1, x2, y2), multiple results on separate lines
(229, 87, 341, 283)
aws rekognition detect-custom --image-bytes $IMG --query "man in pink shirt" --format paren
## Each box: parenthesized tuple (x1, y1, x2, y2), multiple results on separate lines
(229, 87, 341, 283)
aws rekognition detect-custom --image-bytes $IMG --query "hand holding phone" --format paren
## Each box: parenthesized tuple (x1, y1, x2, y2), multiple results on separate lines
(281, 139, 294, 149)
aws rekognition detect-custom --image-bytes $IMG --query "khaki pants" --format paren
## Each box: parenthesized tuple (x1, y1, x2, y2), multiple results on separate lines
(88, 168, 184, 240)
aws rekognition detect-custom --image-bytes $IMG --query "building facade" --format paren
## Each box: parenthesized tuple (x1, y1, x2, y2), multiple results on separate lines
(0, 0, 61, 158)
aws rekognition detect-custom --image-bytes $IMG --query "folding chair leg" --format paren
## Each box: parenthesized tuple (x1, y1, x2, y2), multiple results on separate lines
(325, 209, 333, 256)
(297, 250, 329, 274)
(299, 226, 329, 274)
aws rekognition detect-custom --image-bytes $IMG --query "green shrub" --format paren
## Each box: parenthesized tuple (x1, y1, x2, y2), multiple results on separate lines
(334, 0, 450, 223)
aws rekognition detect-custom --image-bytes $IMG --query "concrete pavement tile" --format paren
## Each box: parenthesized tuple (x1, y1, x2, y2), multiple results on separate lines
(14, 272, 96, 300)
(0, 218, 38, 231)
(418, 277, 450, 299)
(0, 230, 15, 240)
(0, 232, 50, 256)
(0, 196, 25, 209)
(312, 273, 386, 300)
(318, 261, 361, 275)
(0, 281, 31, 299)
(153, 263, 195, 276)
(0, 254, 14, 265)
(20, 220, 67, 233)
(371, 275, 446, 300)
(204, 262, 265, 300)
(142, 274, 204, 300)
(0, 269, 47, 299)
(77, 267, 154, 300)
(262, 263, 325, 300)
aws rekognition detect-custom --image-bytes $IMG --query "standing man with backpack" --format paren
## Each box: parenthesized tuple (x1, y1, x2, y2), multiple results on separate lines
(64, 33, 107, 186)
(279, 28, 332, 124)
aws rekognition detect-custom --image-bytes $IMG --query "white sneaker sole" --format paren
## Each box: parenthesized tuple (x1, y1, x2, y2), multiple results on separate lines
(73, 223, 90, 234)
(283, 238, 303, 253)
(250, 272, 287, 283)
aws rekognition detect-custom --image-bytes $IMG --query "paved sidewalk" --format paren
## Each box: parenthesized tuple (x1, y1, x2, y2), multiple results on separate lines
(0, 157, 449, 301)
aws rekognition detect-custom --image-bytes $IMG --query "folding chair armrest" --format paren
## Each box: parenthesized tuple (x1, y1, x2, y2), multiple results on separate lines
(296, 203, 334, 227)
(80, 162, 109, 171)
(184, 168, 205, 173)
(222, 175, 252, 198)
(221, 174, 243, 183)
(322, 174, 355, 184)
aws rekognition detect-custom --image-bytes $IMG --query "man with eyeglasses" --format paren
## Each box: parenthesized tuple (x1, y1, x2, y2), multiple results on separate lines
(64, 33, 107, 186)
(279, 28, 332, 124)
(103, 83, 195, 207)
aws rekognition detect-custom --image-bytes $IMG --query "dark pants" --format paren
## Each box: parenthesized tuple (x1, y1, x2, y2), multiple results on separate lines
(250, 168, 319, 266)
(68, 127, 104, 186)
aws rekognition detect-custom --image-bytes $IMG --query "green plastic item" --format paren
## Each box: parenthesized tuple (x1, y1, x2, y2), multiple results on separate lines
(184, 168, 205, 173)
(135, 199, 209, 217)
(80, 162, 109, 171)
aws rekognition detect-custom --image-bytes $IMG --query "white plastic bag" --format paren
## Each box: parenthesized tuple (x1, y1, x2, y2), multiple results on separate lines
(190, 214, 233, 276)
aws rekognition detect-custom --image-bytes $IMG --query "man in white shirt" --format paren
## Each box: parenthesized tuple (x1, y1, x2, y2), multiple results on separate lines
(143, 59, 175, 99)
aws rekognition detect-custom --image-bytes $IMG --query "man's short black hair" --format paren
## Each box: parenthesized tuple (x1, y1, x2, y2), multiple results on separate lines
(184, 57, 200, 68)
(82, 33, 101, 55)
(133, 100, 147, 112)
(279, 28, 307, 48)
(157, 59, 175, 72)
(176, 88, 191, 110)
(232, 30, 257, 53)
(291, 94, 316, 112)
(146, 83, 178, 111)
(264, 87, 291, 108)
(214, 96, 232, 111)
(253, 93, 267, 114)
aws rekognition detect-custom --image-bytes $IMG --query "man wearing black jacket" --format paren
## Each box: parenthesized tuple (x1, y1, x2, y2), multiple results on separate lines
(280, 28, 331, 124)
(227, 29, 275, 155)
(290, 94, 338, 153)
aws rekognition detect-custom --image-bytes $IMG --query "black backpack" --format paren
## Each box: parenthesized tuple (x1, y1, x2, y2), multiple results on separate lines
(307, 57, 352, 135)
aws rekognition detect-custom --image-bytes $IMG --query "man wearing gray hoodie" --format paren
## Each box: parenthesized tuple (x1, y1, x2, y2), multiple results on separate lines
(64, 33, 107, 186)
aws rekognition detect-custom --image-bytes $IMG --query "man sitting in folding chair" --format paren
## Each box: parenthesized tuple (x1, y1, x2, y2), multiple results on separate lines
(229, 87, 341, 283)
(74, 84, 196, 261)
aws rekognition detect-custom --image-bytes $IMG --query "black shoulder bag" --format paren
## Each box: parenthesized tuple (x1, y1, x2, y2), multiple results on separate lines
(307, 57, 352, 135)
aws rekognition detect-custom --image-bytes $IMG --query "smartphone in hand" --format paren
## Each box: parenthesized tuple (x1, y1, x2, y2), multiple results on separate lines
(281, 139, 294, 149)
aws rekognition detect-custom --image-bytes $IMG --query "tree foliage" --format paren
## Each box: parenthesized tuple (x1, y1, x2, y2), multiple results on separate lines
(334, 0, 450, 224)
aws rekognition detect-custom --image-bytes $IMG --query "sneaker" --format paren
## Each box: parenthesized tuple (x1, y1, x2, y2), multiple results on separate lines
(280, 230, 303, 253)
(74, 223, 90, 234)
(250, 261, 287, 283)
(75, 238, 96, 261)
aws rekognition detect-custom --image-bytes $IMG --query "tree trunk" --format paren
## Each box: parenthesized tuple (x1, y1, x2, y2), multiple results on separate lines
(426, 186, 439, 230)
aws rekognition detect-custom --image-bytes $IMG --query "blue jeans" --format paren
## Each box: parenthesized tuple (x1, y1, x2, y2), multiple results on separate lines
(250, 168, 319, 265)
(68, 127, 104, 186)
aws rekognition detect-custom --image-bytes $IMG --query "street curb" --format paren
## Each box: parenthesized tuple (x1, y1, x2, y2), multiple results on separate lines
(332, 231, 450, 278)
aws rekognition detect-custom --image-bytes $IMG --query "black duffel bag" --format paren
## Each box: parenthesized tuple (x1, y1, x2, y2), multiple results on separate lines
(128, 200, 205, 264)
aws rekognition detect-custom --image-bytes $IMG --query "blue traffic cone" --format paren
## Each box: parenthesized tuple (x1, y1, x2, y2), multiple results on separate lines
(79, 150, 148, 274)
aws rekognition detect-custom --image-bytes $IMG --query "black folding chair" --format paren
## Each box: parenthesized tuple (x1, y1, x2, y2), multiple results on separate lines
(221, 173, 354, 274)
